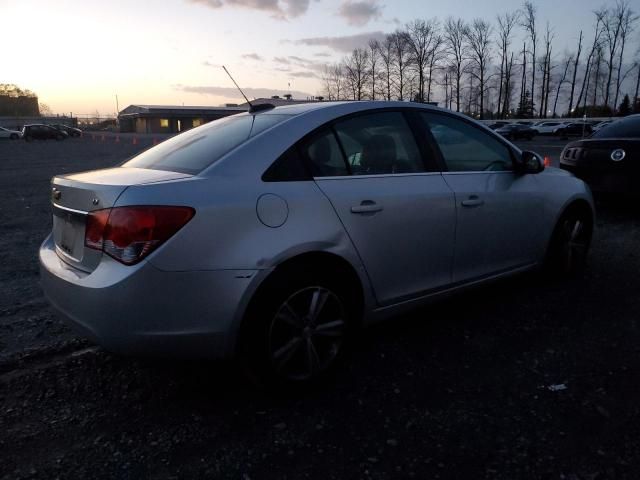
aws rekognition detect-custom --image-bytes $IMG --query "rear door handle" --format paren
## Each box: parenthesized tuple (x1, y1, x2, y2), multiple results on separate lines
(351, 201, 383, 214)
(461, 196, 484, 208)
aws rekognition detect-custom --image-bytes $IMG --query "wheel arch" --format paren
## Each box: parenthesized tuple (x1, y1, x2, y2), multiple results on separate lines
(544, 196, 595, 259)
(232, 250, 367, 357)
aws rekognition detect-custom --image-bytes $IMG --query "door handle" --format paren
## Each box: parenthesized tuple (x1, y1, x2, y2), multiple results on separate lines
(351, 201, 383, 214)
(461, 196, 484, 208)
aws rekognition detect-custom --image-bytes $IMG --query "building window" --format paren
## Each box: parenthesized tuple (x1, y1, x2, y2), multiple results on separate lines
(193, 119, 202, 127)
(160, 119, 169, 128)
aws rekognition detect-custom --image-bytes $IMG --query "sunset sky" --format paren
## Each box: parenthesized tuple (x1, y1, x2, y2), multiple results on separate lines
(2, 0, 616, 116)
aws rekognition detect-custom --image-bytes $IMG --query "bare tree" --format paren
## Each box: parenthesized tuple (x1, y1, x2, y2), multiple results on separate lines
(368, 40, 381, 100)
(426, 33, 445, 102)
(613, 4, 638, 109)
(575, 15, 605, 115)
(405, 19, 438, 102)
(390, 31, 412, 101)
(344, 48, 370, 101)
(444, 17, 467, 111)
(465, 19, 493, 119)
(538, 23, 554, 117)
(567, 31, 583, 115)
(599, 2, 626, 109)
(379, 34, 395, 101)
(496, 11, 519, 118)
(553, 54, 573, 116)
(503, 51, 516, 115)
(522, 1, 539, 116)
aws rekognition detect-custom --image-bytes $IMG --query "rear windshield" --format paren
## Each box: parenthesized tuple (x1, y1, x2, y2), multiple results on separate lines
(592, 116, 640, 139)
(123, 113, 290, 174)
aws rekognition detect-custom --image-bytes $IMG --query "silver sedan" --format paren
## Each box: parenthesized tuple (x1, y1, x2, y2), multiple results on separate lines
(40, 101, 594, 385)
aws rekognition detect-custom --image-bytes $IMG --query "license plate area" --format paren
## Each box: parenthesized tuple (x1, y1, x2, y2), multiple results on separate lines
(53, 206, 87, 261)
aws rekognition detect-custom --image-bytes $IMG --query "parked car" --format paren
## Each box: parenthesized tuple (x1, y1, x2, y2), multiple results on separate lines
(531, 121, 567, 135)
(555, 122, 593, 138)
(52, 124, 82, 138)
(0, 126, 22, 139)
(591, 120, 614, 132)
(22, 124, 68, 141)
(487, 121, 512, 130)
(495, 123, 536, 140)
(559, 114, 640, 194)
(40, 101, 594, 386)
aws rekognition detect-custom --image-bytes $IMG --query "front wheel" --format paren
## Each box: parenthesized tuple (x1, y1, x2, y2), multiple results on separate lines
(545, 209, 593, 276)
(240, 272, 355, 387)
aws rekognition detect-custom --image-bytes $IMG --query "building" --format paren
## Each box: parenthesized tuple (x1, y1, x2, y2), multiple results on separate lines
(118, 105, 247, 134)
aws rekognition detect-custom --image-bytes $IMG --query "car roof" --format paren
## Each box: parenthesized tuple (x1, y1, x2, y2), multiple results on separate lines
(257, 100, 442, 118)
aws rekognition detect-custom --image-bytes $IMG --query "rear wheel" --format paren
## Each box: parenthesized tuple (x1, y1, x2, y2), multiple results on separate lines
(545, 208, 593, 276)
(240, 270, 355, 388)
(56, 134, 64, 141)
(24, 135, 33, 142)
(10, 133, 18, 140)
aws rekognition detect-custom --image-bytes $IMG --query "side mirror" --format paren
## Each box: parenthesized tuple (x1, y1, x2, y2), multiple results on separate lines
(519, 150, 545, 174)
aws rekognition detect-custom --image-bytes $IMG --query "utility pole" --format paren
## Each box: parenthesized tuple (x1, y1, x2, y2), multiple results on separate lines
(115, 94, 120, 126)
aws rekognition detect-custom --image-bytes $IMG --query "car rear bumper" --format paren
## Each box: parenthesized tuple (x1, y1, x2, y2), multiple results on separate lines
(39, 234, 259, 359)
(559, 163, 636, 194)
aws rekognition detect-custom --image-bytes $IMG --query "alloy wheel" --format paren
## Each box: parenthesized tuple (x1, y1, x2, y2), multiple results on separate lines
(560, 217, 589, 273)
(268, 286, 346, 381)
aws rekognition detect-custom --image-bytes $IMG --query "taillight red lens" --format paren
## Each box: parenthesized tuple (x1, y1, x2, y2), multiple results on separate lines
(85, 206, 195, 265)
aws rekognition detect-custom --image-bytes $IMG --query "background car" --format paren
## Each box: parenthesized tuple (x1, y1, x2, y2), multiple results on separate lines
(495, 123, 536, 140)
(40, 101, 593, 386)
(555, 122, 593, 138)
(0, 126, 22, 140)
(486, 121, 512, 130)
(531, 121, 567, 135)
(22, 124, 68, 141)
(51, 124, 82, 137)
(559, 114, 640, 194)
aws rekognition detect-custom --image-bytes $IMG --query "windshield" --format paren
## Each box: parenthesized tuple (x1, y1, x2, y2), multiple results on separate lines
(592, 116, 640, 139)
(123, 113, 290, 174)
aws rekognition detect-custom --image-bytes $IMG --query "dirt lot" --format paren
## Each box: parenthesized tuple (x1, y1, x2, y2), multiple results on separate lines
(1, 136, 640, 479)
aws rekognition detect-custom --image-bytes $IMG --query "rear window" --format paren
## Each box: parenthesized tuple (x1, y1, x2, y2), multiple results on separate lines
(123, 113, 290, 174)
(592, 116, 640, 139)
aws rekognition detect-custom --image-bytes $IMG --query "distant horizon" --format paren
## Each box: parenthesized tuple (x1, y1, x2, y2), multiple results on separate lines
(3, 0, 638, 115)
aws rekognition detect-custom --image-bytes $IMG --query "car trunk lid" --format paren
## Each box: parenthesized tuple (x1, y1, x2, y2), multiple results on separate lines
(51, 167, 192, 272)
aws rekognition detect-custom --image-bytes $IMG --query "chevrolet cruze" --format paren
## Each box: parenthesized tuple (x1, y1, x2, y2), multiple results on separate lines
(40, 101, 594, 385)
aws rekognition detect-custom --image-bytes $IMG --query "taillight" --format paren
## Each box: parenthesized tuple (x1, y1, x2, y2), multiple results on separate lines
(85, 206, 195, 265)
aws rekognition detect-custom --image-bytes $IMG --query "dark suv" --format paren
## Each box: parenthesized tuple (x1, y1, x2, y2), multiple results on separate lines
(22, 124, 69, 141)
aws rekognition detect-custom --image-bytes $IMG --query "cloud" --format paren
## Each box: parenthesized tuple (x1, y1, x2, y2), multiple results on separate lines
(294, 31, 387, 52)
(242, 53, 264, 61)
(187, 0, 310, 19)
(173, 83, 313, 99)
(338, 1, 382, 26)
(290, 71, 319, 78)
(313, 52, 332, 57)
(202, 60, 220, 67)
(273, 56, 291, 64)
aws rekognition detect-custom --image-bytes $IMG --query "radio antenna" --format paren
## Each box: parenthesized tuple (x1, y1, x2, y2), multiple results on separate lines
(222, 66, 252, 108)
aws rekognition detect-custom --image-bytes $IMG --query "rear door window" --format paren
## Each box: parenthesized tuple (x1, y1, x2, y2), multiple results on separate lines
(333, 112, 425, 175)
(123, 114, 290, 174)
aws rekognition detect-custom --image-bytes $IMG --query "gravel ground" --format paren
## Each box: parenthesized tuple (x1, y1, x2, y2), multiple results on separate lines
(1, 135, 640, 479)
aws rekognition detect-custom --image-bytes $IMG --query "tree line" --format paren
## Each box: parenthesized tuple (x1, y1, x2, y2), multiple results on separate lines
(320, 0, 640, 119)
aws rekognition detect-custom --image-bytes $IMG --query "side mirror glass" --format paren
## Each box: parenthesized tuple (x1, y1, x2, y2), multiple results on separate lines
(520, 150, 545, 174)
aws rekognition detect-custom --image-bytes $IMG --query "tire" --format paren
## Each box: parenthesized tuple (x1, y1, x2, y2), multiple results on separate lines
(10, 134, 18, 140)
(55, 134, 64, 141)
(239, 268, 356, 388)
(545, 207, 593, 276)
(24, 135, 33, 142)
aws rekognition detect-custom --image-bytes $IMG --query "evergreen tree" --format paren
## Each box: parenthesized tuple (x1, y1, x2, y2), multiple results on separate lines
(617, 94, 631, 116)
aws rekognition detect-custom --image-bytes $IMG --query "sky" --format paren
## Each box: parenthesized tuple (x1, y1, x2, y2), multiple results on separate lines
(1, 0, 623, 116)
